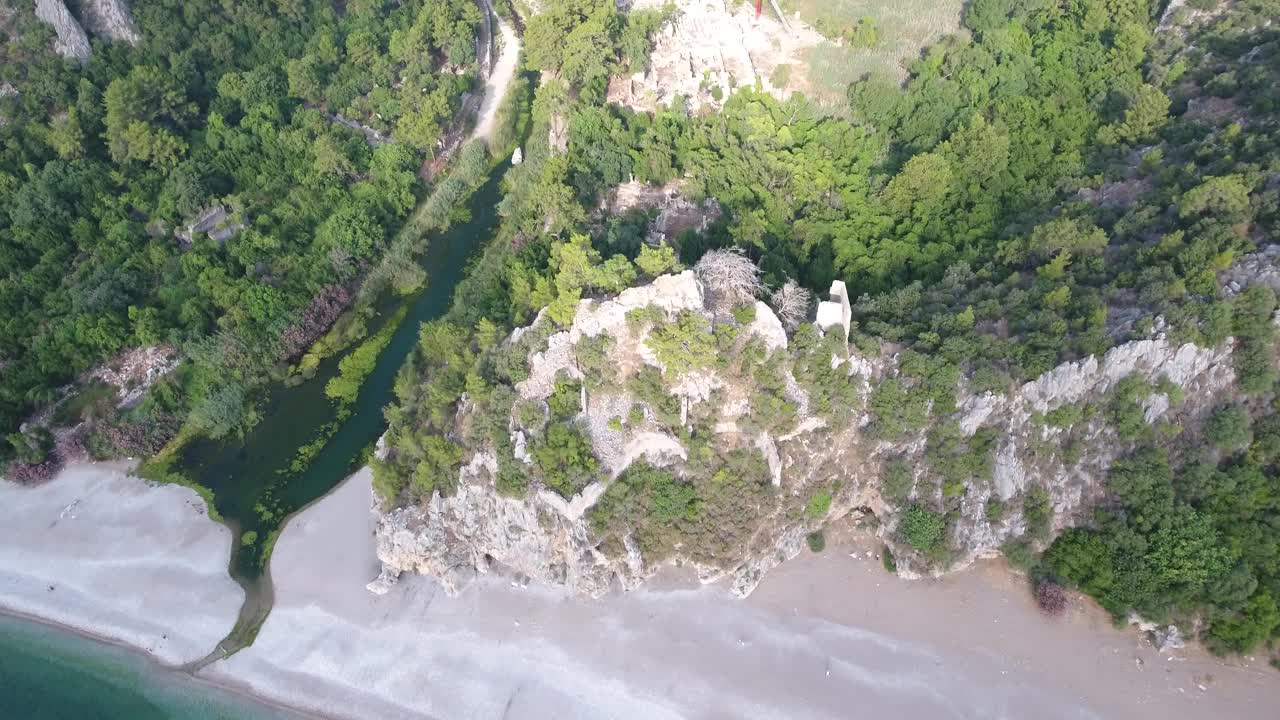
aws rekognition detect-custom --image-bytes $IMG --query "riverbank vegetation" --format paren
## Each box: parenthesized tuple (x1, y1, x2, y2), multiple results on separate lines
(372, 0, 1280, 659)
(0, 0, 486, 474)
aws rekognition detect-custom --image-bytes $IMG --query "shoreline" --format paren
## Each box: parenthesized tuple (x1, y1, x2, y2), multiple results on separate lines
(5, 461, 1279, 719)
(211, 467, 1280, 720)
(0, 605, 326, 720)
(0, 461, 245, 667)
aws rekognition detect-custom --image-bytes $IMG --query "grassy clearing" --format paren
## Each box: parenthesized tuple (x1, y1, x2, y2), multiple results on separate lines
(778, 0, 965, 102)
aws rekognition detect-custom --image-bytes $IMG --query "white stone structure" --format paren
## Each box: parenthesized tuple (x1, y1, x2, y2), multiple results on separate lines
(815, 280, 851, 342)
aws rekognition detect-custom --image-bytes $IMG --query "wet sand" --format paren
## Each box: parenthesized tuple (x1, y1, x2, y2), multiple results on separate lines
(209, 468, 1280, 719)
(0, 461, 244, 666)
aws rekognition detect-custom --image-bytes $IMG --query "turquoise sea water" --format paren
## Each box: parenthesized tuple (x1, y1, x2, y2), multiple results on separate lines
(0, 614, 301, 718)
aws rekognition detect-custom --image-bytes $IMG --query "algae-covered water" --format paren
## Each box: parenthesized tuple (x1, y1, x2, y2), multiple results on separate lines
(179, 166, 506, 579)
(0, 614, 299, 719)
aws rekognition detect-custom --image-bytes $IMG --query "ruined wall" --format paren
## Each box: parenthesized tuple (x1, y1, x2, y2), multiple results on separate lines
(607, 0, 825, 112)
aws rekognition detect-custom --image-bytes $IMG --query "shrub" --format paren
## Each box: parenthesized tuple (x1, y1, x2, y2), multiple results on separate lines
(496, 461, 530, 498)
(534, 423, 597, 499)
(627, 366, 681, 426)
(516, 400, 547, 432)
(1107, 375, 1151, 440)
(1001, 537, 1036, 570)
(769, 63, 792, 89)
(806, 530, 826, 553)
(806, 488, 833, 519)
(1035, 580, 1069, 615)
(635, 244, 680, 276)
(646, 310, 717, 377)
(8, 427, 54, 466)
(882, 546, 897, 573)
(1045, 403, 1084, 429)
(1205, 406, 1252, 451)
(869, 379, 930, 440)
(882, 458, 914, 504)
(626, 304, 666, 334)
(591, 462, 701, 559)
(1022, 485, 1053, 540)
(899, 505, 946, 552)
(547, 376, 582, 421)
(576, 334, 616, 389)
(985, 497, 1006, 523)
(241, 531, 259, 546)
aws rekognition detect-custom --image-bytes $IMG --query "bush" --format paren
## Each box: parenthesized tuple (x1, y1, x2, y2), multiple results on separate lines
(807, 530, 826, 553)
(1205, 406, 1252, 451)
(1022, 485, 1053, 540)
(899, 505, 946, 552)
(547, 376, 582, 421)
(534, 423, 598, 498)
(882, 546, 897, 573)
(1035, 580, 1069, 615)
(8, 427, 54, 466)
(1001, 537, 1036, 570)
(1107, 375, 1151, 440)
(985, 497, 1006, 523)
(882, 458, 914, 504)
(646, 310, 717, 377)
(805, 488, 833, 519)
(1045, 403, 1084, 429)
(869, 379, 931, 440)
(627, 366, 681, 426)
(497, 460, 531, 498)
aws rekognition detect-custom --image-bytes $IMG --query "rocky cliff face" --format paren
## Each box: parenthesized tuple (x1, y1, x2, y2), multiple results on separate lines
(369, 242, 1265, 599)
(34, 0, 91, 62)
(77, 0, 140, 45)
(32, 0, 139, 62)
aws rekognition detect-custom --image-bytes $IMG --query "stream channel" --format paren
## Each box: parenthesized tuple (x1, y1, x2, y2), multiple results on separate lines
(178, 164, 507, 658)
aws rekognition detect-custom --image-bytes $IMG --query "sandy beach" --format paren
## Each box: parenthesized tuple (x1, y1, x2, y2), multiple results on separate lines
(0, 461, 244, 666)
(207, 468, 1280, 720)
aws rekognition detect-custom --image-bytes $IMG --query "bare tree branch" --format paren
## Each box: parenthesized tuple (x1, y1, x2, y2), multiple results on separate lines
(694, 248, 762, 309)
(770, 281, 812, 330)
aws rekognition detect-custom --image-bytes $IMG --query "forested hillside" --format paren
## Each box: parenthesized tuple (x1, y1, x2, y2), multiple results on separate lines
(373, 0, 1280, 659)
(0, 0, 483, 473)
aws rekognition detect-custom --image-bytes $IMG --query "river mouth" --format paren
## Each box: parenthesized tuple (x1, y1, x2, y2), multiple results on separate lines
(176, 164, 508, 655)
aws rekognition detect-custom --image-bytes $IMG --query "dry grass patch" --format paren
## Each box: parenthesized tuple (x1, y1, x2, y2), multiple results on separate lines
(776, 0, 966, 103)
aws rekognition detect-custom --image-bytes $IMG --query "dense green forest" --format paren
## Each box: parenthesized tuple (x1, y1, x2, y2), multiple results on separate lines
(0, 0, 483, 474)
(374, 0, 1280, 657)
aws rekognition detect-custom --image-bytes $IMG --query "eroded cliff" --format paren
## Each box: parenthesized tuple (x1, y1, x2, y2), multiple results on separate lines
(369, 247, 1263, 597)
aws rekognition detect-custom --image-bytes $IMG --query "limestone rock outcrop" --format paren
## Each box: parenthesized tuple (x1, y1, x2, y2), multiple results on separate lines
(78, 0, 140, 45)
(34, 0, 91, 62)
(372, 243, 1276, 594)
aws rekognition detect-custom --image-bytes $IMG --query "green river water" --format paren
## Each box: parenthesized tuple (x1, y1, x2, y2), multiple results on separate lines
(0, 165, 507, 717)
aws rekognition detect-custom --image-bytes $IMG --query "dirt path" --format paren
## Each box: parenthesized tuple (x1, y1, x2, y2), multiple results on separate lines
(473, 0, 520, 146)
